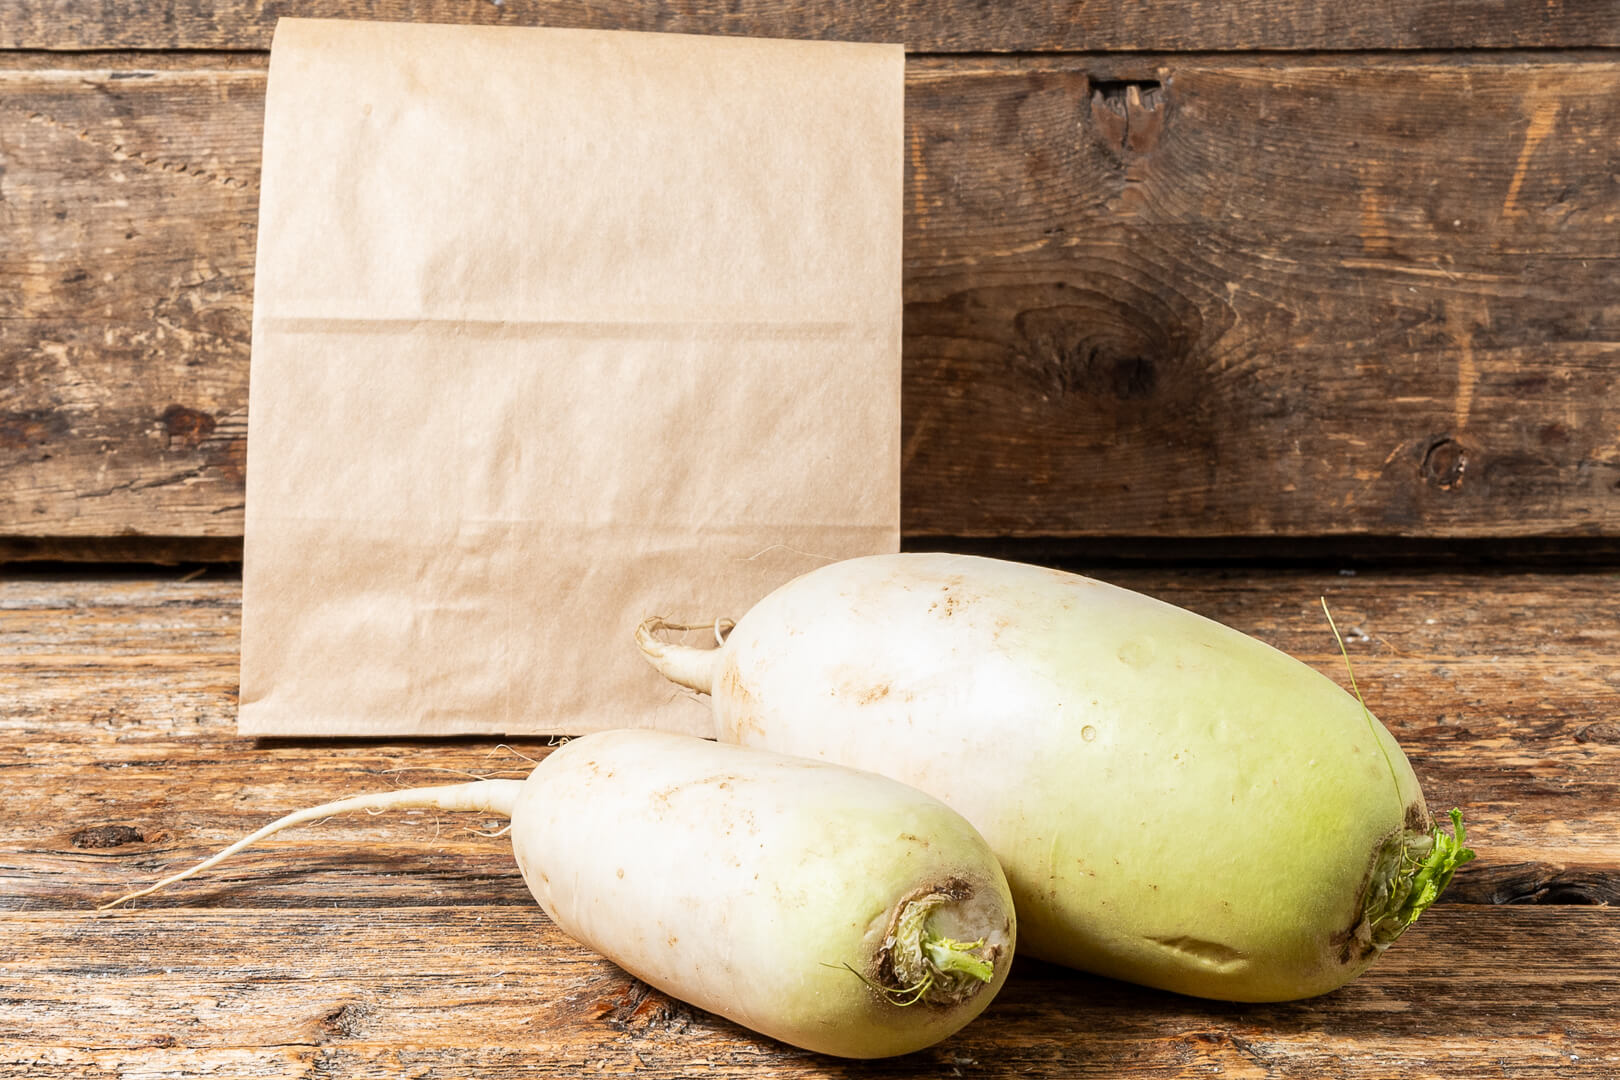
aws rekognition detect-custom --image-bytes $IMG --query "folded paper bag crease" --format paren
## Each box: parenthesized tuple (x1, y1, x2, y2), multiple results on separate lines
(239, 19, 903, 737)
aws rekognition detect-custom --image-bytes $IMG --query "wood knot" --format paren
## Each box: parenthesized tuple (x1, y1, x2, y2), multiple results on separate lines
(71, 824, 146, 849)
(1015, 296, 1198, 403)
(0, 409, 70, 451)
(1575, 721, 1620, 745)
(594, 978, 691, 1038)
(317, 1001, 374, 1039)
(1421, 437, 1469, 490)
(1090, 78, 1166, 155)
(161, 404, 217, 450)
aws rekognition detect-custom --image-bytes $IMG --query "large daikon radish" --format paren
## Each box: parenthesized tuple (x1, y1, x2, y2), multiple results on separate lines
(637, 553, 1472, 1002)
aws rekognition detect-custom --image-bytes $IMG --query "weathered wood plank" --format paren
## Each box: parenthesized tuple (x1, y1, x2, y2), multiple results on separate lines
(2, 55, 1619, 543)
(0, 59, 259, 543)
(3, 567, 1617, 1072)
(3, 568, 1617, 912)
(903, 56, 1620, 539)
(2, 907, 1616, 1075)
(4, 0, 1618, 52)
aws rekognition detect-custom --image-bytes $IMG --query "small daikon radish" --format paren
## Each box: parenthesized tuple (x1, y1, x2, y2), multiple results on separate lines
(102, 729, 1015, 1059)
(637, 552, 1473, 1002)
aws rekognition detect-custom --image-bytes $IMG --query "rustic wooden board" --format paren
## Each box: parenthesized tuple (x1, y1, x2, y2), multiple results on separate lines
(4, 907, 1617, 1077)
(4, 54, 1619, 549)
(3, 567, 1617, 909)
(5, 0, 1618, 52)
(903, 56, 1620, 539)
(3, 567, 1618, 1075)
(0, 57, 260, 544)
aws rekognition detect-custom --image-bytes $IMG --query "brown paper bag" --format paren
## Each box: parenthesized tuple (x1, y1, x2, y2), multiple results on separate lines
(239, 19, 902, 736)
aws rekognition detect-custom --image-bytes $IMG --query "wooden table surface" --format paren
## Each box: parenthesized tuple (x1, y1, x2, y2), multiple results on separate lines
(4, 1, 1619, 1075)
(5, 566, 1617, 1075)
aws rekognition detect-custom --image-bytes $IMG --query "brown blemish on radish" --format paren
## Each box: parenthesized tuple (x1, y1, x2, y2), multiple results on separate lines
(719, 663, 752, 705)
(652, 773, 748, 805)
(717, 662, 768, 741)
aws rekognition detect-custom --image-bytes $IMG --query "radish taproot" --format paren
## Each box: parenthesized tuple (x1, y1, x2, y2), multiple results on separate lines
(637, 552, 1473, 1002)
(102, 729, 1016, 1058)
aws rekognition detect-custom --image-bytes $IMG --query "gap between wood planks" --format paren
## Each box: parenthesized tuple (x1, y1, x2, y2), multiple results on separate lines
(10, 536, 1620, 569)
(7, 46, 1620, 63)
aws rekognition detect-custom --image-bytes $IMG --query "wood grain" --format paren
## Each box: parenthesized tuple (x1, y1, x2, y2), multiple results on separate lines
(0, 58, 260, 542)
(4, 55, 1618, 548)
(3, 0, 1618, 52)
(4, 907, 1617, 1076)
(4, 567, 1616, 1073)
(902, 56, 1620, 539)
(3, 567, 1617, 909)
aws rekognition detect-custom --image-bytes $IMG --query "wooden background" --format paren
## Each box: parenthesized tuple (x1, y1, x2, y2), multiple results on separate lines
(3, 2, 1618, 1076)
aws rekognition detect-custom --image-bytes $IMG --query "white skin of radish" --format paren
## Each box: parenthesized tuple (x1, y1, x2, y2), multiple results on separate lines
(101, 729, 1015, 1060)
(511, 731, 1014, 1058)
(641, 553, 1435, 1002)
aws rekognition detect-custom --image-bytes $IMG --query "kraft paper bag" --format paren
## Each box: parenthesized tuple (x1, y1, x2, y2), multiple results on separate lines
(239, 18, 903, 736)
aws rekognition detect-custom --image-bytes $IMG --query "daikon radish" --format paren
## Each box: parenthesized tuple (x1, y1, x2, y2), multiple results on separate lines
(637, 553, 1472, 1002)
(102, 729, 1015, 1058)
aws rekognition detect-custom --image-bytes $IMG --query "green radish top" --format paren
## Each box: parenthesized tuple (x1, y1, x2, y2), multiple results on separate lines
(1324, 598, 1475, 953)
(1363, 808, 1474, 947)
